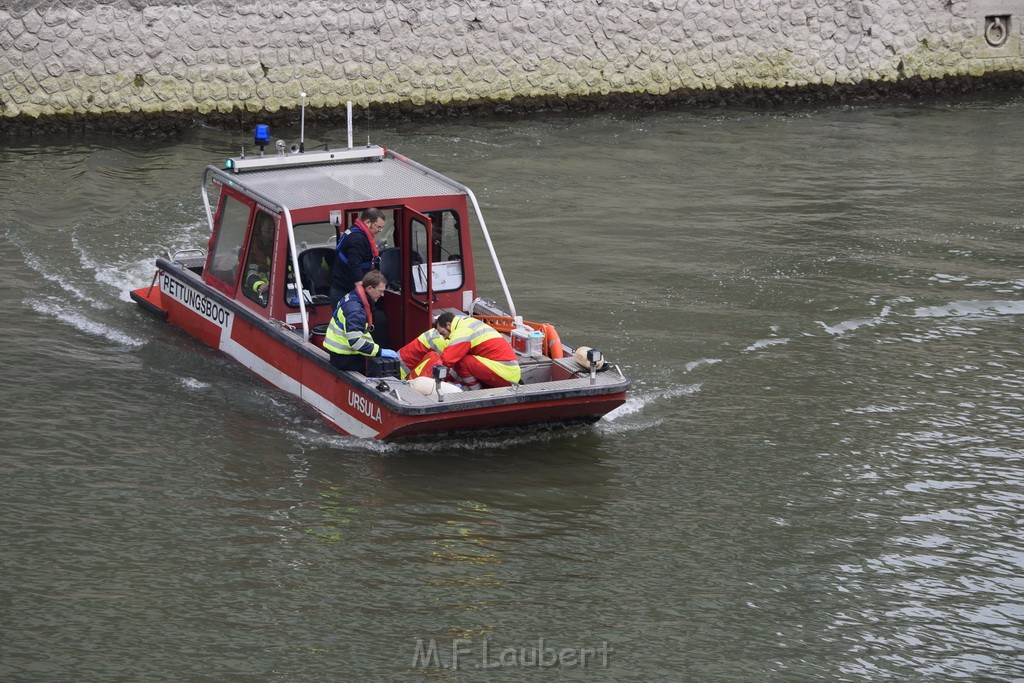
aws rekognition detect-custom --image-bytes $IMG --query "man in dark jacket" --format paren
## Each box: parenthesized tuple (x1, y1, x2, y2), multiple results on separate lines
(329, 207, 389, 346)
(329, 207, 385, 304)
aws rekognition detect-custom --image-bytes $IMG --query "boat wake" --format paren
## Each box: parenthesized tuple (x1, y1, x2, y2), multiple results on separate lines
(813, 274, 1024, 338)
(595, 383, 702, 434)
(27, 296, 145, 347)
(911, 299, 1024, 319)
(743, 337, 791, 351)
(178, 377, 213, 391)
(816, 305, 892, 336)
(685, 357, 722, 372)
(280, 421, 601, 454)
(603, 383, 700, 422)
(13, 213, 207, 345)
(266, 378, 702, 450)
(69, 230, 168, 303)
(17, 244, 101, 308)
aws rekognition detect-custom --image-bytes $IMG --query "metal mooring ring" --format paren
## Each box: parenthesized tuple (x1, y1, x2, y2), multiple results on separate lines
(985, 16, 1009, 48)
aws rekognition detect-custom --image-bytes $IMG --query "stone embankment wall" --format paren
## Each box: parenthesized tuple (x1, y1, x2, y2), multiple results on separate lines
(2, 0, 1023, 132)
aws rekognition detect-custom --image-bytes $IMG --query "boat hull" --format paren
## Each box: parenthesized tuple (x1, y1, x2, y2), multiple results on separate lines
(131, 262, 628, 441)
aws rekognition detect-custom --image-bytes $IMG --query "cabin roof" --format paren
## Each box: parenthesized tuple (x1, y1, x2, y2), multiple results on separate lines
(227, 157, 464, 211)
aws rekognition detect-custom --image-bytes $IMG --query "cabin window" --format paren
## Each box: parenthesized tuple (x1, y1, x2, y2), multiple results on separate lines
(208, 195, 251, 286)
(375, 211, 395, 248)
(411, 209, 463, 294)
(292, 221, 335, 249)
(344, 209, 394, 247)
(242, 211, 275, 307)
(281, 221, 339, 306)
(434, 211, 462, 263)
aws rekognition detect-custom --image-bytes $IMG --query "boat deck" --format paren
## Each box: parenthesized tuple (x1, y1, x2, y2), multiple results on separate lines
(356, 356, 627, 407)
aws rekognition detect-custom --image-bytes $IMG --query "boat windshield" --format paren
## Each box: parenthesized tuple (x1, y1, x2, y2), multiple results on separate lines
(293, 221, 335, 249)
(207, 194, 250, 285)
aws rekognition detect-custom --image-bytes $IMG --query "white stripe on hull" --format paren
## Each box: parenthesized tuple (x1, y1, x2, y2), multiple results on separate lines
(218, 319, 381, 439)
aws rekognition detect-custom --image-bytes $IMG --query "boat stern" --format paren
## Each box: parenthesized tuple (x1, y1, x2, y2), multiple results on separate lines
(130, 282, 169, 320)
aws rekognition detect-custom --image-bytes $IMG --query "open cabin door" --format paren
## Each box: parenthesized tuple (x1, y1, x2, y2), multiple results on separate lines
(382, 206, 433, 347)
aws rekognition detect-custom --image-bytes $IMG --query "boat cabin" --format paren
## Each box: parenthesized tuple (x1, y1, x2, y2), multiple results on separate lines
(199, 145, 480, 350)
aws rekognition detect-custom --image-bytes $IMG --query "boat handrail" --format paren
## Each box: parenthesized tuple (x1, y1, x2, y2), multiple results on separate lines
(384, 149, 517, 318)
(171, 247, 206, 260)
(201, 165, 310, 340)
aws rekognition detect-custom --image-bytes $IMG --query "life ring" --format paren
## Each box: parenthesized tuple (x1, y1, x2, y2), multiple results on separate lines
(522, 320, 564, 359)
(532, 322, 564, 359)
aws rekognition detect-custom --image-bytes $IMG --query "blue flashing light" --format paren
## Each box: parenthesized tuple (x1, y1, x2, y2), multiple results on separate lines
(224, 158, 234, 169)
(254, 124, 271, 147)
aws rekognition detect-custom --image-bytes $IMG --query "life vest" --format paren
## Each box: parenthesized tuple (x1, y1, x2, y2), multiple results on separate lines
(353, 284, 374, 328)
(323, 285, 379, 357)
(335, 219, 380, 272)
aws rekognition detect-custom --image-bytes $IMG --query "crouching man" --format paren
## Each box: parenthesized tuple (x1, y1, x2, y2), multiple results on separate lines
(432, 312, 520, 390)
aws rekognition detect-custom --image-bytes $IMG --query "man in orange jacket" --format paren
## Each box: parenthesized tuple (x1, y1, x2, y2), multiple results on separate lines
(398, 319, 451, 380)
(433, 312, 520, 390)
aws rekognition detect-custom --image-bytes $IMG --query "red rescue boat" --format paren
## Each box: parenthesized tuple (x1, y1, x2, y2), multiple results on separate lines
(130, 116, 628, 440)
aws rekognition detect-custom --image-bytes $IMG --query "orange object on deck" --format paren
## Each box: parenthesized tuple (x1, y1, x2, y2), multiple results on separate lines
(472, 315, 563, 358)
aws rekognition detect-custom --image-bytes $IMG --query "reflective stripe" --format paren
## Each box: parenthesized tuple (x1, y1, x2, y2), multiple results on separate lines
(413, 357, 433, 376)
(443, 316, 519, 383)
(421, 331, 446, 354)
(473, 356, 521, 383)
(244, 267, 268, 294)
(450, 317, 501, 345)
(324, 294, 379, 357)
